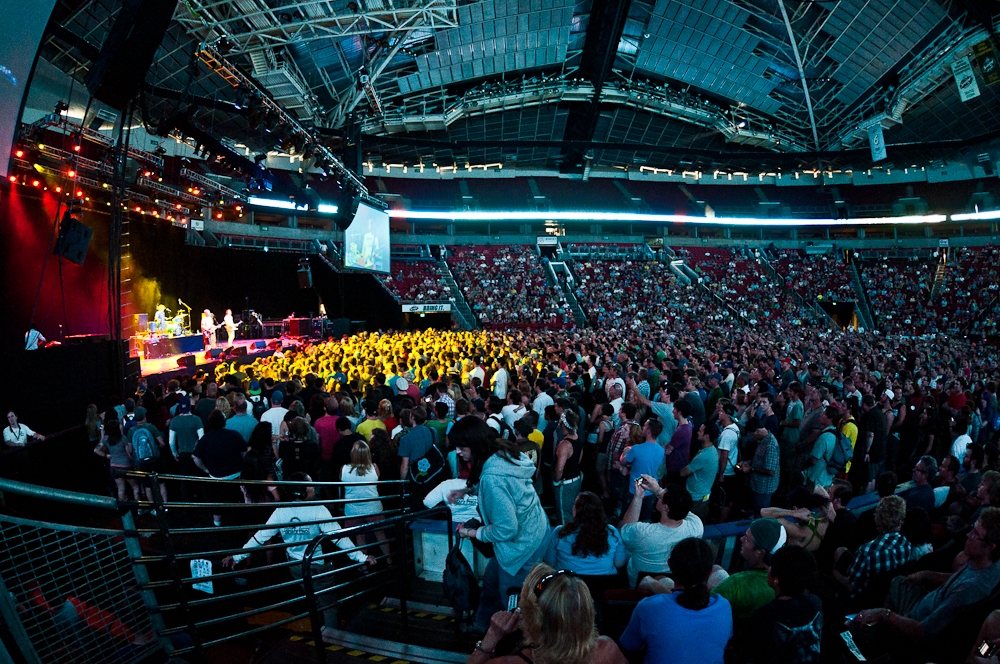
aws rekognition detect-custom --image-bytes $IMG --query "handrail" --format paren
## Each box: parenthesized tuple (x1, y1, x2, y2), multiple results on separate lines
(302, 504, 455, 664)
(0, 476, 119, 509)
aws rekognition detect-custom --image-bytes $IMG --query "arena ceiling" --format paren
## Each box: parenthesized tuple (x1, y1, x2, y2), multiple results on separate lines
(38, 0, 1000, 174)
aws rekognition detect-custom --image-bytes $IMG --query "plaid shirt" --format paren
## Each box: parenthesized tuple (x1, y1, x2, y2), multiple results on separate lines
(848, 532, 914, 593)
(606, 419, 640, 471)
(750, 432, 781, 495)
(436, 393, 456, 419)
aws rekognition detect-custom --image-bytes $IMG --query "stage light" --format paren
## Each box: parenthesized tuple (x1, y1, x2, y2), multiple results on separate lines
(386, 209, 947, 226)
(55, 186, 62, 193)
(32, 180, 40, 187)
(248, 196, 306, 211)
(952, 210, 1000, 221)
(14, 149, 23, 158)
(76, 190, 83, 197)
(8, 175, 16, 183)
(73, 145, 80, 152)
(67, 170, 76, 178)
(216, 212, 223, 219)
(317, 203, 338, 214)
(135, 206, 142, 212)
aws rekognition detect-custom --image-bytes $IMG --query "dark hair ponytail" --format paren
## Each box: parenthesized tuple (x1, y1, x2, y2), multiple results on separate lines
(669, 538, 714, 611)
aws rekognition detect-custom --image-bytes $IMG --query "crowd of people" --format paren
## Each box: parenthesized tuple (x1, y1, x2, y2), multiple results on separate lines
(380, 259, 451, 301)
(772, 250, 857, 303)
(860, 252, 939, 335)
(65, 317, 1000, 664)
(447, 246, 574, 328)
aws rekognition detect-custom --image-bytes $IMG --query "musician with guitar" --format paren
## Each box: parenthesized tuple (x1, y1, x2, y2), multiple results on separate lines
(201, 310, 223, 347)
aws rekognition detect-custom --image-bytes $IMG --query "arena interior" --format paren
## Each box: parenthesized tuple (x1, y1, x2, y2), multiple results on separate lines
(2, 1, 1000, 663)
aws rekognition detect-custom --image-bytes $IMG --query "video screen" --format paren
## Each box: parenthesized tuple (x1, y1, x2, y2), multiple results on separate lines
(344, 201, 390, 274)
(0, 1, 58, 179)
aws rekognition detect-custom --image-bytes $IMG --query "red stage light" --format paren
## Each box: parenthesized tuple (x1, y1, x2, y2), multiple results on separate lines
(8, 176, 16, 183)
(55, 187, 62, 193)
(68, 170, 76, 178)
(76, 190, 83, 197)
(73, 145, 81, 152)
(216, 213, 223, 219)
(135, 206, 142, 212)
(32, 180, 40, 187)
(14, 149, 23, 158)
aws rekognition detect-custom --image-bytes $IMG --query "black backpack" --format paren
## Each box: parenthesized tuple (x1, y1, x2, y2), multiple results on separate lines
(489, 415, 516, 442)
(442, 542, 480, 617)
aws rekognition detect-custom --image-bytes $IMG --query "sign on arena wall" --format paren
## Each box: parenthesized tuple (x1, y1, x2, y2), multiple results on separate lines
(974, 41, 999, 87)
(537, 236, 559, 246)
(403, 303, 452, 313)
(952, 56, 981, 102)
(867, 124, 887, 162)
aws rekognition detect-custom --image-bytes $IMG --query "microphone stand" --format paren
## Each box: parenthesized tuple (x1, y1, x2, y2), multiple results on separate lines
(177, 299, 193, 335)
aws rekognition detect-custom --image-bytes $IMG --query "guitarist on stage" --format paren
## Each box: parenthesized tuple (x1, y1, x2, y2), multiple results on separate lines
(201, 310, 219, 347)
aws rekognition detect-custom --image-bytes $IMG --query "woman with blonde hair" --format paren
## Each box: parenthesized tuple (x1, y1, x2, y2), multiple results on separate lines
(341, 440, 391, 563)
(216, 396, 232, 419)
(341, 398, 361, 431)
(466, 562, 626, 664)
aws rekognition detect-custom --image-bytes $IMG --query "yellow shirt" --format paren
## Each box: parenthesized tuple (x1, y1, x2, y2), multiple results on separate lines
(356, 418, 387, 441)
(842, 419, 858, 473)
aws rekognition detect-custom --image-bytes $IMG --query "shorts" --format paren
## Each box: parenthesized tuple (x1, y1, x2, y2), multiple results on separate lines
(136, 457, 163, 473)
(595, 452, 608, 472)
(111, 466, 132, 479)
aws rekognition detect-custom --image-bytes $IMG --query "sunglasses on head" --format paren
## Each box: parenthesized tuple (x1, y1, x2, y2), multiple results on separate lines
(534, 570, 576, 598)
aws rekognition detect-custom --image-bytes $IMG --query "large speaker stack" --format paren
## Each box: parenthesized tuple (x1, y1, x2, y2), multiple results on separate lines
(53, 212, 93, 265)
(84, 0, 180, 109)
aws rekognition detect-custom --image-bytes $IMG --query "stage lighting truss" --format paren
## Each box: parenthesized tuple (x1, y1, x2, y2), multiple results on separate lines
(180, 168, 246, 202)
(196, 41, 368, 196)
(27, 113, 165, 168)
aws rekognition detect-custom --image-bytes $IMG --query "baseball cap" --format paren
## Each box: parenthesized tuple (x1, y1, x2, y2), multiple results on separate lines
(176, 396, 191, 414)
(248, 380, 261, 395)
(749, 519, 786, 560)
(133, 406, 147, 420)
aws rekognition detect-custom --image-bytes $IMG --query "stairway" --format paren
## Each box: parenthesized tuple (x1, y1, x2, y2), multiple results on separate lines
(848, 261, 876, 331)
(757, 253, 838, 330)
(438, 258, 477, 330)
(549, 261, 588, 328)
(929, 261, 948, 302)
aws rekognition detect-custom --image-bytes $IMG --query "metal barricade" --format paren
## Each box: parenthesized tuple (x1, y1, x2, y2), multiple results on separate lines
(0, 472, 420, 661)
(0, 479, 165, 664)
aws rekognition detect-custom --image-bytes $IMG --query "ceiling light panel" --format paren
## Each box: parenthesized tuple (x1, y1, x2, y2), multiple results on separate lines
(820, 0, 947, 105)
(398, 0, 574, 93)
(635, 0, 780, 114)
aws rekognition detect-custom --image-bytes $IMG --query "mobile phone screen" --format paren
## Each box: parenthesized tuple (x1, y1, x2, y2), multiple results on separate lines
(507, 594, 519, 612)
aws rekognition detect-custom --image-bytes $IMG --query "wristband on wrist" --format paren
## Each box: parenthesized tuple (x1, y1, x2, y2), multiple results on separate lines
(475, 640, 495, 655)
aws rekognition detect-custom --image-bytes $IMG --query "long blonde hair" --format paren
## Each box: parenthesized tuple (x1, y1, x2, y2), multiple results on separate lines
(349, 441, 374, 476)
(216, 396, 232, 418)
(518, 563, 597, 664)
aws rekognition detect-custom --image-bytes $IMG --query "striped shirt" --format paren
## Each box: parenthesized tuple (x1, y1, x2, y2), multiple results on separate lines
(606, 419, 640, 472)
(848, 532, 913, 594)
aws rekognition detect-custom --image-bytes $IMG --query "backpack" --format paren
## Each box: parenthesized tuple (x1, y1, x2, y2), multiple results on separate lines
(132, 426, 158, 463)
(442, 542, 480, 617)
(826, 426, 854, 475)
(489, 415, 515, 442)
(409, 428, 445, 486)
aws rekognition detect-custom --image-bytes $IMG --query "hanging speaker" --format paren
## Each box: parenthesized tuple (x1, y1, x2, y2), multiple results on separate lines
(85, 0, 180, 110)
(297, 264, 313, 289)
(334, 189, 361, 231)
(53, 214, 93, 265)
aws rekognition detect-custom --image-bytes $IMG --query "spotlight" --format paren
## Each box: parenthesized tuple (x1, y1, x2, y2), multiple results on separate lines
(73, 145, 81, 152)
(54, 101, 69, 115)
(67, 170, 76, 178)
(8, 175, 16, 183)
(14, 149, 23, 158)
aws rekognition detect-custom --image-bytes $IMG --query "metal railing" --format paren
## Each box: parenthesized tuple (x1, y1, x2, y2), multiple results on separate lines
(0, 472, 421, 661)
(302, 504, 454, 663)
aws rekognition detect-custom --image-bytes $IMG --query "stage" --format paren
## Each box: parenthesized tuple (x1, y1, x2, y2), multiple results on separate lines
(138, 338, 277, 382)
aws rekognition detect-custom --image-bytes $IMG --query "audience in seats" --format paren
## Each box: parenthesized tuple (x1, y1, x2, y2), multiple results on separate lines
(772, 249, 856, 302)
(447, 245, 573, 328)
(381, 259, 451, 301)
(860, 252, 936, 334)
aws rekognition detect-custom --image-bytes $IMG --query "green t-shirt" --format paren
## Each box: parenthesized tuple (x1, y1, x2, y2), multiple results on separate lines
(686, 445, 719, 502)
(426, 418, 451, 449)
(784, 399, 804, 444)
(170, 413, 203, 454)
(711, 569, 775, 621)
(648, 369, 661, 394)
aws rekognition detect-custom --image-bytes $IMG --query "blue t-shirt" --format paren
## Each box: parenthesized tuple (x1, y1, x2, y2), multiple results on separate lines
(543, 525, 628, 575)
(620, 592, 733, 664)
(626, 441, 663, 495)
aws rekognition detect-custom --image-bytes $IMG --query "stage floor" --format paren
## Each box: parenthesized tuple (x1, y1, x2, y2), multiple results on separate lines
(138, 338, 275, 379)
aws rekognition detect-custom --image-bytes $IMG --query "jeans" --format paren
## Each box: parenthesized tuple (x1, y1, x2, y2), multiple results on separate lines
(291, 563, 339, 628)
(752, 491, 773, 515)
(473, 539, 546, 632)
(553, 476, 583, 525)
